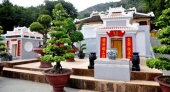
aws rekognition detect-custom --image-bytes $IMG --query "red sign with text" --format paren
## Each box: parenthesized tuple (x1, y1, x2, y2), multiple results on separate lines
(125, 37, 133, 61)
(100, 37, 107, 58)
(106, 30, 125, 37)
(18, 40, 21, 56)
(6, 41, 9, 52)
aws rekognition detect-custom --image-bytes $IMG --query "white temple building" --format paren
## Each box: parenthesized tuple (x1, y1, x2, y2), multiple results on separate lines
(76, 6, 155, 60)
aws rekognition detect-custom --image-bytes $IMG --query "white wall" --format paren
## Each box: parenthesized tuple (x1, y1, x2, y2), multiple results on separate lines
(81, 24, 102, 38)
(136, 31, 146, 56)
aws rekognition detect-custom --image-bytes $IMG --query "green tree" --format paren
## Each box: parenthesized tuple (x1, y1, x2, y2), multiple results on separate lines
(142, 0, 170, 20)
(44, 0, 78, 19)
(30, 15, 52, 47)
(41, 3, 74, 73)
(83, 13, 90, 18)
(0, 0, 15, 33)
(64, 18, 84, 48)
(156, 8, 170, 28)
(146, 8, 170, 70)
(0, 26, 8, 61)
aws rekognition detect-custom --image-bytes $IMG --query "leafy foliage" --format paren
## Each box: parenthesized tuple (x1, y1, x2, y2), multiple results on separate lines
(146, 57, 170, 70)
(41, 3, 75, 73)
(30, 15, 52, 47)
(79, 43, 86, 53)
(64, 18, 84, 47)
(142, 0, 170, 21)
(146, 8, 170, 70)
(0, 26, 8, 62)
(156, 8, 170, 27)
(44, 0, 78, 19)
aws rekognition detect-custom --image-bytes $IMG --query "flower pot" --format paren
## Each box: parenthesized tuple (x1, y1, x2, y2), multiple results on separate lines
(0, 63, 4, 72)
(106, 48, 117, 60)
(155, 76, 170, 92)
(66, 47, 78, 62)
(43, 69, 73, 92)
(36, 57, 53, 68)
(39, 61, 53, 68)
(66, 58, 75, 62)
(32, 47, 45, 56)
(78, 52, 85, 59)
(32, 47, 53, 68)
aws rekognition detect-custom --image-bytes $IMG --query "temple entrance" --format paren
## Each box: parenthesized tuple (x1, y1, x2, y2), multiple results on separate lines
(111, 38, 123, 58)
(11, 44, 17, 57)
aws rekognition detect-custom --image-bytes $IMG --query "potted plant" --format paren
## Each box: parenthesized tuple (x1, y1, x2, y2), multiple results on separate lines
(78, 43, 86, 59)
(146, 8, 170, 92)
(64, 18, 84, 62)
(30, 14, 53, 68)
(0, 26, 8, 72)
(41, 3, 74, 92)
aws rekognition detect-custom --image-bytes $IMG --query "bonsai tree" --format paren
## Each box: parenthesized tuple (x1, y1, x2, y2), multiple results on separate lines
(41, 3, 75, 73)
(30, 15, 52, 47)
(64, 18, 84, 48)
(78, 43, 86, 59)
(0, 26, 8, 63)
(146, 8, 170, 71)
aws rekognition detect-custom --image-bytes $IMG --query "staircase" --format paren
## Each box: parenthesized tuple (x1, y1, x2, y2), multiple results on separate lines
(150, 37, 170, 58)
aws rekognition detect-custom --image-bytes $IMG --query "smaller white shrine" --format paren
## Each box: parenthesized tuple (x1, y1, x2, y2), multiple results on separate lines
(4, 27, 47, 60)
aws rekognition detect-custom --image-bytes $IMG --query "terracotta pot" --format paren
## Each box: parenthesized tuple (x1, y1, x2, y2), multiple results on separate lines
(155, 75, 170, 92)
(66, 58, 75, 62)
(43, 69, 73, 92)
(0, 63, 4, 72)
(32, 47, 45, 56)
(66, 47, 79, 53)
(39, 61, 53, 68)
(36, 57, 53, 68)
(66, 47, 78, 62)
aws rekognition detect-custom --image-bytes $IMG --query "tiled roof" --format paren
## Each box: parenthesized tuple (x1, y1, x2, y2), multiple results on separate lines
(76, 13, 153, 24)
(133, 13, 153, 19)
(75, 15, 102, 24)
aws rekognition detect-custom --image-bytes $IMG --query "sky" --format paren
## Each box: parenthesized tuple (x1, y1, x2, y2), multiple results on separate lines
(0, 0, 121, 12)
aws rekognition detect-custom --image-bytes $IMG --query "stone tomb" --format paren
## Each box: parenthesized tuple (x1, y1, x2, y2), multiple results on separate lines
(94, 58, 131, 82)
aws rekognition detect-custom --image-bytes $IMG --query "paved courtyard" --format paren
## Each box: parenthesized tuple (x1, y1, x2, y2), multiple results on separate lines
(0, 77, 94, 92)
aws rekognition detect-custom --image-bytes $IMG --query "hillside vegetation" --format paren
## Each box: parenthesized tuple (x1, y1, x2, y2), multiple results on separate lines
(78, 0, 146, 19)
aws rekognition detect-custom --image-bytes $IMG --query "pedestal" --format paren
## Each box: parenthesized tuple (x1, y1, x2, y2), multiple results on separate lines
(94, 58, 131, 82)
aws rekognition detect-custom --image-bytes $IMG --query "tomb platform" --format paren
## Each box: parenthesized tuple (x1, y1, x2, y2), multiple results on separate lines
(94, 58, 131, 81)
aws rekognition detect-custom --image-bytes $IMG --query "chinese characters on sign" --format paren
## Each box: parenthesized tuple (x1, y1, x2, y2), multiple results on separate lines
(100, 37, 107, 58)
(18, 40, 21, 56)
(106, 30, 125, 37)
(125, 37, 133, 61)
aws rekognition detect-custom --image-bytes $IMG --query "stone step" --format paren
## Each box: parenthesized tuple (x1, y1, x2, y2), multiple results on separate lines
(1, 68, 161, 92)
(4, 58, 39, 68)
(13, 64, 162, 81)
(72, 68, 162, 81)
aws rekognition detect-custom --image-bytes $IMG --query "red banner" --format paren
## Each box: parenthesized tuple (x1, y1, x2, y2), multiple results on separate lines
(106, 30, 125, 37)
(100, 37, 107, 58)
(125, 37, 133, 61)
(17, 40, 21, 56)
(6, 41, 9, 52)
